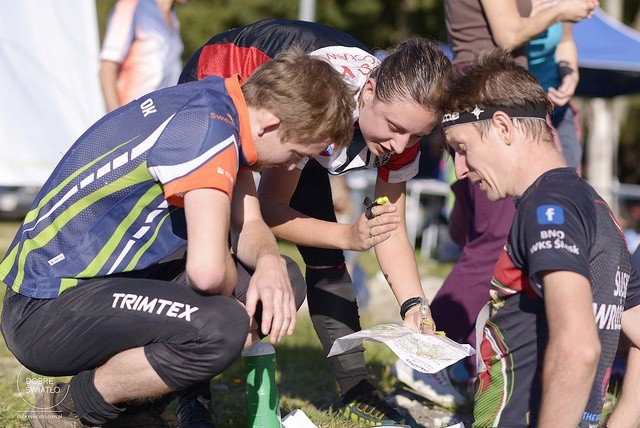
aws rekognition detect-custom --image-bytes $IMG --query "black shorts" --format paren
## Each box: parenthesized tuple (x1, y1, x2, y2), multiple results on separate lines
(1, 256, 305, 390)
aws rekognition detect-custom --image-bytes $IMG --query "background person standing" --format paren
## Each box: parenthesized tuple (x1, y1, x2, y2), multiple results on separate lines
(99, 0, 185, 112)
(393, 0, 598, 410)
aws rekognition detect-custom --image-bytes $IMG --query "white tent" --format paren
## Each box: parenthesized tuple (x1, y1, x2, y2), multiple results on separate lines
(0, 1, 105, 197)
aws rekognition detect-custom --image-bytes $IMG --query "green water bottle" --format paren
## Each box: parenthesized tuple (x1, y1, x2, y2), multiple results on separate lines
(242, 341, 281, 428)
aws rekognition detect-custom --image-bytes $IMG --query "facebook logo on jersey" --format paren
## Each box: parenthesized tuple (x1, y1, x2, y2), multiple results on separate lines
(536, 205, 565, 225)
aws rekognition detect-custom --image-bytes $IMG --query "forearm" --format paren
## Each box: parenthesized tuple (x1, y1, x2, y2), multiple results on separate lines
(522, 6, 567, 41)
(484, 0, 590, 52)
(99, 60, 121, 112)
(264, 202, 353, 250)
(218, 253, 239, 295)
(483, 1, 559, 51)
(235, 218, 282, 269)
(374, 229, 425, 305)
(537, 341, 599, 426)
(608, 308, 640, 427)
(555, 26, 580, 87)
(556, 38, 578, 71)
(607, 345, 640, 427)
(509, 12, 561, 50)
(370, 180, 424, 304)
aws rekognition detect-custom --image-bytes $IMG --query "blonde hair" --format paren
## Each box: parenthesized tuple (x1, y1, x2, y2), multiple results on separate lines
(242, 47, 356, 150)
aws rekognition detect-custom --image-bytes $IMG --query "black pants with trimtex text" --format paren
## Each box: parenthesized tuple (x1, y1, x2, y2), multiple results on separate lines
(1, 255, 306, 422)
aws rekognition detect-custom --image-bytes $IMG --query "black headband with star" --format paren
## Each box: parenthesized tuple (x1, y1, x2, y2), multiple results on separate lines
(441, 103, 548, 128)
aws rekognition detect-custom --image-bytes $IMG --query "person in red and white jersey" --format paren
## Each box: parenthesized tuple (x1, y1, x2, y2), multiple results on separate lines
(181, 19, 452, 426)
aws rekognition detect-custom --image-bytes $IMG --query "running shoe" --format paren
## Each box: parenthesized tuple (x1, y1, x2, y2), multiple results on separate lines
(103, 409, 169, 428)
(28, 382, 97, 428)
(392, 360, 467, 410)
(177, 395, 216, 428)
(327, 387, 419, 427)
(104, 392, 174, 427)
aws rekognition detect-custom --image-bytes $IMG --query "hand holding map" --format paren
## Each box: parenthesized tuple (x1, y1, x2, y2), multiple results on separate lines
(328, 323, 475, 374)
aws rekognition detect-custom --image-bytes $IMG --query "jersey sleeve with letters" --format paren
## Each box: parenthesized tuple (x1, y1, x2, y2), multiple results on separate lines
(474, 168, 640, 427)
(0, 75, 255, 299)
(179, 18, 376, 84)
(180, 18, 378, 119)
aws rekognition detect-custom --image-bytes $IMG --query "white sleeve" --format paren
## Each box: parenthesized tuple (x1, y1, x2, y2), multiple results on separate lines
(100, 0, 136, 63)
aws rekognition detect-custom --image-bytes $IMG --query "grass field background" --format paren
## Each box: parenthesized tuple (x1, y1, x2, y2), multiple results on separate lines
(0, 221, 455, 427)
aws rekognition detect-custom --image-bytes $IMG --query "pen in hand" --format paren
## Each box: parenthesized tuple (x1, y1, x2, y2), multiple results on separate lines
(418, 298, 445, 335)
(363, 196, 389, 220)
(419, 298, 430, 334)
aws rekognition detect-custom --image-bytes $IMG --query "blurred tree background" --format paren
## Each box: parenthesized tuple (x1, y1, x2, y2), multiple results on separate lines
(96, 0, 447, 55)
(95, 0, 640, 56)
(95, 0, 640, 188)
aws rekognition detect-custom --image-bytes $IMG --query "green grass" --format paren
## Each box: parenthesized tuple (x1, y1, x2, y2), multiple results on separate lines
(1, 221, 37, 428)
(0, 289, 410, 427)
(3, 221, 619, 426)
(0, 221, 453, 427)
(200, 313, 401, 428)
(0, 222, 18, 256)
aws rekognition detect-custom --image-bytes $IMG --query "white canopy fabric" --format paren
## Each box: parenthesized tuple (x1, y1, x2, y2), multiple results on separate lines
(0, 1, 105, 187)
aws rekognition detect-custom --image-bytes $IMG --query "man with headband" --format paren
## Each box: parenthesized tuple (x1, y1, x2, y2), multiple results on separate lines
(439, 48, 640, 427)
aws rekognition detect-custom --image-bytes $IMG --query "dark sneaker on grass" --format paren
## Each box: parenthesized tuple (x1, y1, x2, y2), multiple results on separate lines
(103, 392, 174, 427)
(103, 408, 169, 428)
(325, 386, 419, 427)
(28, 383, 96, 428)
(177, 395, 216, 428)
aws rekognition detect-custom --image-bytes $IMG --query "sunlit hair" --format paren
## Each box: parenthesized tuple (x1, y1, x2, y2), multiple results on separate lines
(242, 47, 355, 151)
(439, 48, 554, 141)
(370, 37, 452, 116)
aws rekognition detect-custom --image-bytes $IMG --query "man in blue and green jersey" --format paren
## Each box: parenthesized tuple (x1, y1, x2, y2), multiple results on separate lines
(0, 48, 355, 427)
